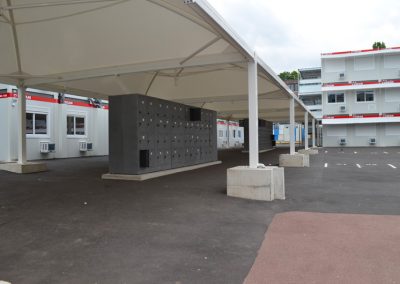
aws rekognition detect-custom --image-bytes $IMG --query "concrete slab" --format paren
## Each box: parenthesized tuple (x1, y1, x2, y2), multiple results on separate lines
(279, 153, 310, 167)
(0, 162, 47, 174)
(298, 148, 319, 155)
(241, 148, 275, 154)
(245, 212, 400, 284)
(102, 161, 222, 181)
(2, 148, 400, 283)
(227, 166, 285, 201)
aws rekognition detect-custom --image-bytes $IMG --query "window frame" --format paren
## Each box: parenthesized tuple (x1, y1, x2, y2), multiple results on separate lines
(327, 92, 345, 104)
(355, 90, 375, 103)
(26, 108, 50, 138)
(66, 112, 87, 138)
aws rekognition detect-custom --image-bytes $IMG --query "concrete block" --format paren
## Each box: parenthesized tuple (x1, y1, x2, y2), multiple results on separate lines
(103, 161, 222, 181)
(298, 148, 319, 155)
(227, 166, 285, 201)
(279, 153, 310, 168)
(272, 167, 285, 200)
(0, 162, 48, 174)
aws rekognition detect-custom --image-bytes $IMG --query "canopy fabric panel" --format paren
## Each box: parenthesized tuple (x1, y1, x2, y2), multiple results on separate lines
(0, 0, 313, 122)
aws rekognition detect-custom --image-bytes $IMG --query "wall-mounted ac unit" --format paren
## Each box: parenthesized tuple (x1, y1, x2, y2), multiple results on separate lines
(339, 138, 347, 145)
(79, 141, 93, 152)
(40, 141, 55, 153)
(369, 138, 376, 145)
(339, 105, 347, 112)
(339, 73, 345, 80)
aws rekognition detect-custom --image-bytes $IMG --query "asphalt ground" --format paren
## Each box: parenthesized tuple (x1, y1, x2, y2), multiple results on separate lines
(1, 147, 400, 284)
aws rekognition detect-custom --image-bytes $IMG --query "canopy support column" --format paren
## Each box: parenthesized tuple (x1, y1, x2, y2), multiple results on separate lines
(289, 97, 295, 155)
(248, 58, 258, 168)
(312, 118, 316, 148)
(304, 112, 309, 150)
(17, 84, 27, 165)
(227, 57, 285, 201)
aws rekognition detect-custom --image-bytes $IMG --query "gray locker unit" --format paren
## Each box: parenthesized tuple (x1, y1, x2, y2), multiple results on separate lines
(240, 119, 274, 151)
(109, 94, 217, 175)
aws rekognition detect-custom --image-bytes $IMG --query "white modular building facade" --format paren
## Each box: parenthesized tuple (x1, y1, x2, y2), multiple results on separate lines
(217, 119, 244, 149)
(298, 68, 322, 120)
(0, 84, 109, 162)
(321, 47, 400, 147)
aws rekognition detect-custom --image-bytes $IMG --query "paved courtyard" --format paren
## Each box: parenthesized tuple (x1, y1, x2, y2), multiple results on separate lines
(1, 147, 400, 284)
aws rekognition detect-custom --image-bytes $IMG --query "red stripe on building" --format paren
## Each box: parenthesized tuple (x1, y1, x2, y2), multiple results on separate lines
(322, 46, 400, 56)
(323, 79, 400, 88)
(0, 92, 108, 110)
(64, 99, 94, 108)
(0, 92, 17, 99)
(323, 113, 400, 119)
(26, 95, 58, 104)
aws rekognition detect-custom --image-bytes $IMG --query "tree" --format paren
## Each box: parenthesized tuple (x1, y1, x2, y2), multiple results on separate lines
(278, 70, 299, 81)
(372, 41, 386, 49)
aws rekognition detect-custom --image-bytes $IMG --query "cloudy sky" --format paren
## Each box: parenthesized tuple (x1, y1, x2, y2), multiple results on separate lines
(207, 0, 400, 73)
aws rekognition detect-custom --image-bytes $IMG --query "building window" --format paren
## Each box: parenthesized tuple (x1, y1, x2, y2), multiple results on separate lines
(67, 115, 85, 136)
(356, 90, 374, 102)
(238, 130, 241, 138)
(327, 93, 344, 103)
(218, 130, 224, 137)
(233, 130, 236, 138)
(26, 112, 48, 135)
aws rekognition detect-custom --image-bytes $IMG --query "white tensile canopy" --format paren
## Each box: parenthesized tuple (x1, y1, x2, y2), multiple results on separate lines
(0, 0, 314, 167)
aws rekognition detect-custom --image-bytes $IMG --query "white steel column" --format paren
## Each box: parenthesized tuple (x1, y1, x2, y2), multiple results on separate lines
(17, 85, 27, 164)
(312, 118, 316, 148)
(289, 98, 295, 155)
(248, 58, 259, 168)
(304, 112, 309, 150)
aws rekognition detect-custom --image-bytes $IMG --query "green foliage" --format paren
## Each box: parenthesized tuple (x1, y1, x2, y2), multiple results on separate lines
(278, 70, 299, 81)
(372, 41, 386, 49)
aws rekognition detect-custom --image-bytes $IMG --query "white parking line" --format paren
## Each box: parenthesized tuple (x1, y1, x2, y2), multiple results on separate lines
(324, 163, 328, 168)
(356, 164, 361, 168)
(384, 152, 389, 154)
(324, 150, 328, 154)
(354, 151, 358, 154)
(388, 164, 397, 169)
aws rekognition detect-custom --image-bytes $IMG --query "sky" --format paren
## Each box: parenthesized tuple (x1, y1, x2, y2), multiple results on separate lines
(207, 0, 400, 74)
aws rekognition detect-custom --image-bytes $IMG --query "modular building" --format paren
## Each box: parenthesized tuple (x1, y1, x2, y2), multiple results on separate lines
(321, 46, 400, 147)
(0, 84, 109, 162)
(217, 119, 244, 149)
(298, 68, 323, 120)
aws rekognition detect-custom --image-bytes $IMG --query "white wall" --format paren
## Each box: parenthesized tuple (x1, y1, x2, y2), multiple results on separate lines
(0, 88, 109, 162)
(217, 120, 244, 149)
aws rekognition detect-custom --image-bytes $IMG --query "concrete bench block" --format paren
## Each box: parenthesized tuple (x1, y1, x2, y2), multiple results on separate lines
(227, 166, 285, 201)
(0, 162, 48, 174)
(298, 148, 319, 155)
(279, 153, 310, 167)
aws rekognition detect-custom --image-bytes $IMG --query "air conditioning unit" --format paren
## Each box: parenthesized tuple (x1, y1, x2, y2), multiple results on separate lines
(369, 138, 376, 145)
(79, 141, 93, 152)
(339, 138, 347, 146)
(339, 73, 345, 80)
(40, 141, 55, 153)
(339, 105, 347, 112)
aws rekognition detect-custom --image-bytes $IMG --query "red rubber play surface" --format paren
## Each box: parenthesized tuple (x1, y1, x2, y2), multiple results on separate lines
(245, 212, 400, 284)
